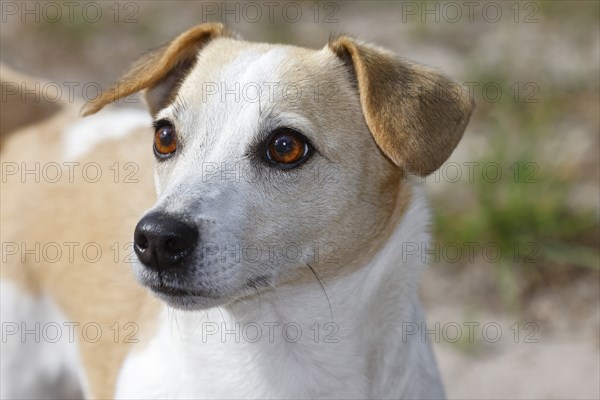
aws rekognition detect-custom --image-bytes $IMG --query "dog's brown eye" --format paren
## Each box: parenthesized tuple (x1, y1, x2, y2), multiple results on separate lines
(266, 129, 310, 167)
(154, 123, 177, 158)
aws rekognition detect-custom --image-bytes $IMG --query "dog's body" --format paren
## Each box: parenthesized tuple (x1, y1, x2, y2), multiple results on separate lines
(1, 24, 473, 399)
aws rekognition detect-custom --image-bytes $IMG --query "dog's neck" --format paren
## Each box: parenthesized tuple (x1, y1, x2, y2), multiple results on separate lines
(117, 183, 444, 398)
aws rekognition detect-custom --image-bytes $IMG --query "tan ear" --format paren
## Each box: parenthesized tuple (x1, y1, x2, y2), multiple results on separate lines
(81, 23, 230, 117)
(329, 36, 475, 176)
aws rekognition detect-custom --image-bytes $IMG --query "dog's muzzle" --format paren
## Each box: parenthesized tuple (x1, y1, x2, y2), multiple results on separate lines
(133, 212, 198, 271)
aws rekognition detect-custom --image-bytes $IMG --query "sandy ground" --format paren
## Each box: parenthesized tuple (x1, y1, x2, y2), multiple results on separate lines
(436, 337, 600, 399)
(423, 267, 600, 400)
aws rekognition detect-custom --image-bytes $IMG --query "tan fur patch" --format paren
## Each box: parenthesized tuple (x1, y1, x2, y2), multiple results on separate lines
(328, 36, 475, 176)
(281, 171, 411, 289)
(1, 116, 160, 398)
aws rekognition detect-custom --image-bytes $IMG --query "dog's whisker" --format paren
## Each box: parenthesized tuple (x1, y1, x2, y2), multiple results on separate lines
(245, 279, 263, 310)
(187, 312, 203, 338)
(232, 294, 261, 310)
(216, 306, 227, 325)
(306, 263, 334, 322)
(167, 306, 175, 333)
(173, 309, 181, 339)
(252, 283, 262, 310)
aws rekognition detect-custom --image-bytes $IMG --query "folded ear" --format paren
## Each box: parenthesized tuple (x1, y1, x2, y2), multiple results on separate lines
(81, 23, 230, 117)
(328, 36, 475, 176)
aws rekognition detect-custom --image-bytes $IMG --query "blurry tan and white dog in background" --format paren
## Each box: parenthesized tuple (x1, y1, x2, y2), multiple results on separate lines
(0, 23, 473, 399)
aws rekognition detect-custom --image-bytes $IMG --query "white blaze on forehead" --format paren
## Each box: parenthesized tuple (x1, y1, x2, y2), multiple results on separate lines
(168, 46, 291, 163)
(177, 45, 290, 111)
(213, 47, 289, 129)
(223, 47, 289, 87)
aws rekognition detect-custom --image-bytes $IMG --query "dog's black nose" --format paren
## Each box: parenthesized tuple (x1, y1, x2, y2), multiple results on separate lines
(133, 212, 198, 271)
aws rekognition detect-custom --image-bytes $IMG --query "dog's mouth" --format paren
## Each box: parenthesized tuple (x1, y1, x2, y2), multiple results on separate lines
(148, 283, 212, 298)
(143, 274, 273, 310)
(146, 282, 222, 310)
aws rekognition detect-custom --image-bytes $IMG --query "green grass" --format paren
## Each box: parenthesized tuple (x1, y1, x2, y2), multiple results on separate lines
(434, 143, 599, 305)
(432, 79, 599, 311)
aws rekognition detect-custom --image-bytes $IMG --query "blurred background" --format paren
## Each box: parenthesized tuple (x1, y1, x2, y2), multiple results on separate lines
(1, 1, 598, 398)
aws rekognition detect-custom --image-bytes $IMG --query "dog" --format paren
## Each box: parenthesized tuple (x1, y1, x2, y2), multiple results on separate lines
(0, 23, 474, 399)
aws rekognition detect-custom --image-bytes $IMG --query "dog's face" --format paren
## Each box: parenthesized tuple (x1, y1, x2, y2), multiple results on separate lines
(84, 24, 474, 310)
(137, 40, 404, 309)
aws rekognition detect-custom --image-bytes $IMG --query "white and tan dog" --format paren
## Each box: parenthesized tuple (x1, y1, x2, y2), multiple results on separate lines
(0, 23, 474, 399)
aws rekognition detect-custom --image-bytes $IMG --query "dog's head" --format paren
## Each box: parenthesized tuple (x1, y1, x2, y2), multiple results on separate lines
(84, 23, 474, 310)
